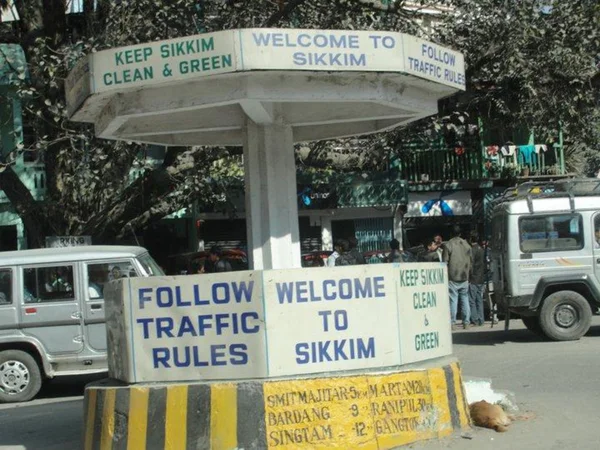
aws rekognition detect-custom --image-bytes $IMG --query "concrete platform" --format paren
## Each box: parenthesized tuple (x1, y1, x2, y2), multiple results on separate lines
(83, 360, 470, 450)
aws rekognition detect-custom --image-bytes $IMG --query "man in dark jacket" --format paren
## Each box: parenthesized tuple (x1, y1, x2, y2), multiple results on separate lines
(442, 225, 471, 329)
(469, 232, 486, 326)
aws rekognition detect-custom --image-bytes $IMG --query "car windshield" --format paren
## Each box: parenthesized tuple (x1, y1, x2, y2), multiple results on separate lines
(137, 253, 165, 276)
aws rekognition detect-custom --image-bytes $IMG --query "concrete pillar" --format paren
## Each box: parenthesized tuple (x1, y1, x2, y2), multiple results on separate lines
(243, 120, 301, 270)
(321, 216, 333, 251)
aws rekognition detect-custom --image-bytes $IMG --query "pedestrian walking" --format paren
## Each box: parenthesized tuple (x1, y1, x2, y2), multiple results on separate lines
(469, 231, 486, 326)
(442, 225, 472, 329)
(348, 236, 366, 264)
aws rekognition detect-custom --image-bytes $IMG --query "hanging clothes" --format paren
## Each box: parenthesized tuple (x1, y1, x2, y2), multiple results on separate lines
(534, 144, 547, 153)
(486, 145, 499, 156)
(518, 145, 536, 165)
(501, 145, 516, 156)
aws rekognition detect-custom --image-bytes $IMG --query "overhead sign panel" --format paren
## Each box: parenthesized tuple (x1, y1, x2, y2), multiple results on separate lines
(67, 28, 465, 105)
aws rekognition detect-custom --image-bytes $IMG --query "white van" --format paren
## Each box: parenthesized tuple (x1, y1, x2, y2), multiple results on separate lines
(0, 246, 163, 402)
(490, 179, 600, 341)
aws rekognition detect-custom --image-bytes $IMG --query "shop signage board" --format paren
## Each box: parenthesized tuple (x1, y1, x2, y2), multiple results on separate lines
(45, 235, 92, 247)
(406, 191, 473, 217)
(106, 263, 452, 383)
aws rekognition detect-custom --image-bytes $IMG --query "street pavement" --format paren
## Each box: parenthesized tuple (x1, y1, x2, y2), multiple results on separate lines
(0, 375, 102, 450)
(1, 319, 600, 449)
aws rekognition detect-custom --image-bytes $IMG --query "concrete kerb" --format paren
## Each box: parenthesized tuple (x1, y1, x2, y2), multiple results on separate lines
(83, 357, 471, 450)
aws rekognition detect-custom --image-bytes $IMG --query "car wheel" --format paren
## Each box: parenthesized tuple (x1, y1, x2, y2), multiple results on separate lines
(0, 350, 42, 403)
(539, 291, 592, 341)
(521, 316, 544, 336)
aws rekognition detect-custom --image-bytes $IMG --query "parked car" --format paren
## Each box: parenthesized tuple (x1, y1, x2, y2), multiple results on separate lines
(0, 246, 163, 403)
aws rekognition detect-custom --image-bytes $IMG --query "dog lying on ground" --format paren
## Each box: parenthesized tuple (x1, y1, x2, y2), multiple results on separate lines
(469, 400, 513, 432)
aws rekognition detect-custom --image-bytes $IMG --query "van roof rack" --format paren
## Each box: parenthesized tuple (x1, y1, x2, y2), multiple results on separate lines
(492, 178, 600, 213)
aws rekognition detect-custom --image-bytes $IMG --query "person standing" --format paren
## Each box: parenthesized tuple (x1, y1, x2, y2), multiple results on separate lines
(469, 231, 486, 326)
(348, 236, 366, 265)
(442, 225, 472, 329)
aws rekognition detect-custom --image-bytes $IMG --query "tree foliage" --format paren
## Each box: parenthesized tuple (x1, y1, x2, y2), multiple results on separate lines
(0, 0, 443, 247)
(434, 0, 600, 172)
(0, 0, 598, 249)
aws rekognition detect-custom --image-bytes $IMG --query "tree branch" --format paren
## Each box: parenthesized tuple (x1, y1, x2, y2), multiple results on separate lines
(263, 0, 308, 26)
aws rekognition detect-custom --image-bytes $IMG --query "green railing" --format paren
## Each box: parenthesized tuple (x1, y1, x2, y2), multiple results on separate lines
(395, 145, 483, 182)
(392, 126, 567, 183)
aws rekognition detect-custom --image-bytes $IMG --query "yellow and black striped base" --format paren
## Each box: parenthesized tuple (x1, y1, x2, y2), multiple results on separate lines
(84, 361, 470, 450)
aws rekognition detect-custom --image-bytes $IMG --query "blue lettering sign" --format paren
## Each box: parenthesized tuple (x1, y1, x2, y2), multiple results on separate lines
(152, 344, 249, 368)
(137, 312, 261, 339)
(295, 337, 376, 364)
(275, 277, 386, 304)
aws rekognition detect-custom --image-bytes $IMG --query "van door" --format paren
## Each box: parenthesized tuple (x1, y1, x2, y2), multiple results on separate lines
(83, 260, 139, 352)
(592, 213, 600, 284)
(19, 264, 84, 354)
(0, 268, 17, 332)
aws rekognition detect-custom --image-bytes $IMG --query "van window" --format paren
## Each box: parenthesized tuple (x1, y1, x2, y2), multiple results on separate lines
(23, 265, 75, 303)
(519, 214, 584, 253)
(594, 215, 600, 248)
(137, 253, 165, 276)
(0, 269, 12, 304)
(86, 261, 138, 299)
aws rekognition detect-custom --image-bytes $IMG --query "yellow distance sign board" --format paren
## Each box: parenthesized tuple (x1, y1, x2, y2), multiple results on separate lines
(263, 370, 453, 449)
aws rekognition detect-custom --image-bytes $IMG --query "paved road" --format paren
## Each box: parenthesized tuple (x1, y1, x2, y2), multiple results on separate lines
(2, 319, 600, 449)
(0, 375, 102, 450)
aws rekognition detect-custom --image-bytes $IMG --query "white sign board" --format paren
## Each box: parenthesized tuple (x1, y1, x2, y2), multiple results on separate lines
(69, 29, 465, 102)
(106, 263, 451, 383)
(405, 191, 473, 217)
(107, 271, 266, 383)
(264, 265, 401, 377)
(45, 235, 92, 247)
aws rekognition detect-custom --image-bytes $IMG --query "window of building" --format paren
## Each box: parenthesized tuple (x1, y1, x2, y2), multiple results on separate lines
(22, 265, 75, 303)
(86, 261, 138, 300)
(519, 214, 583, 253)
(0, 269, 12, 305)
